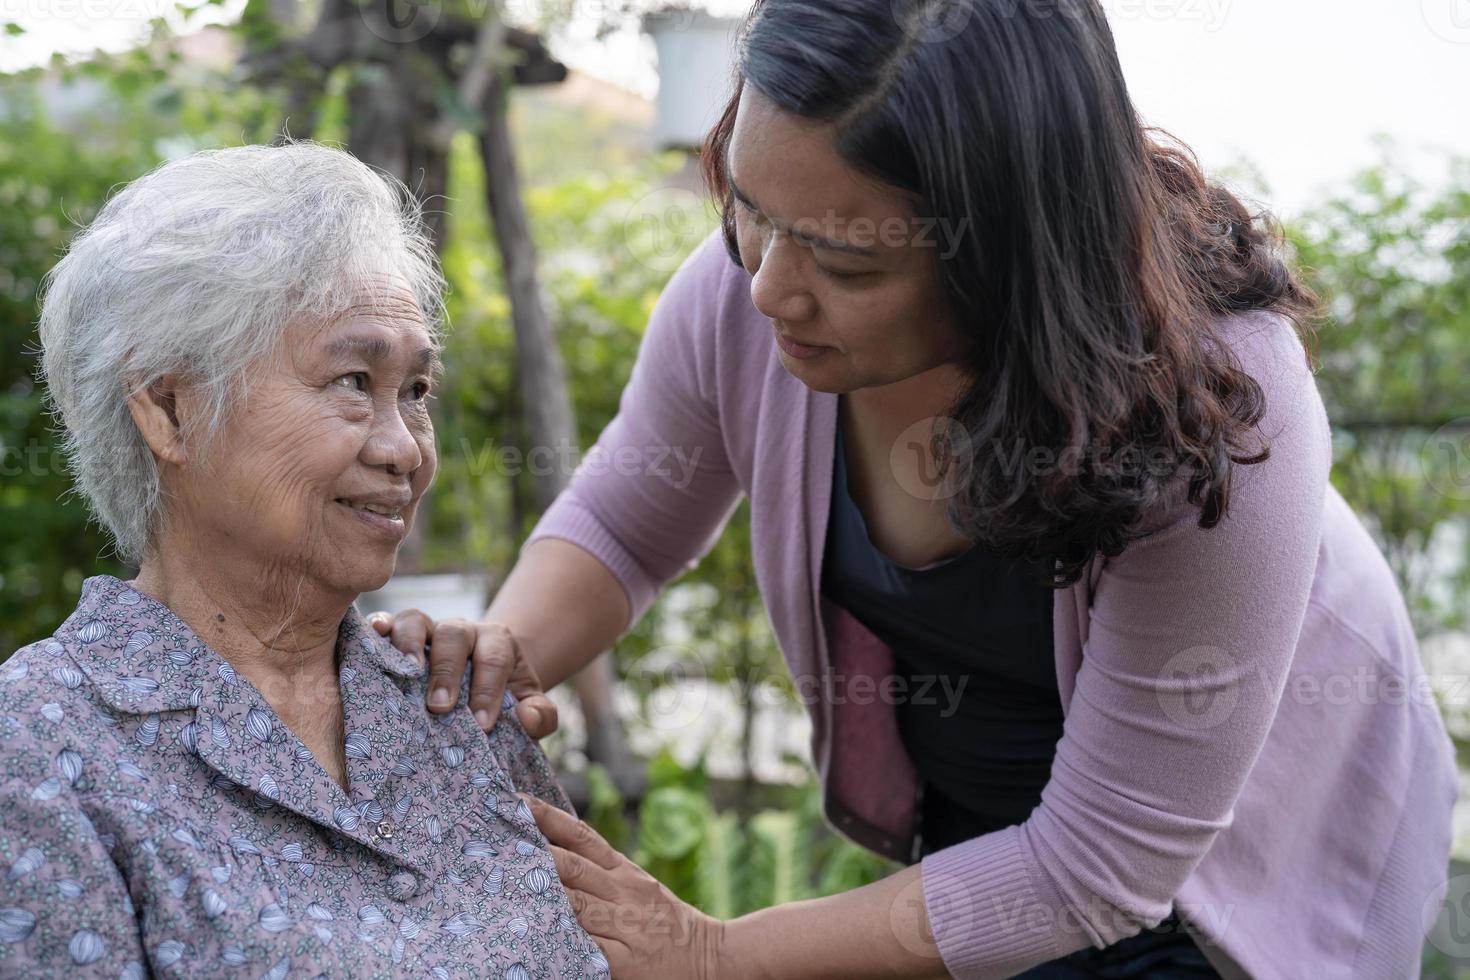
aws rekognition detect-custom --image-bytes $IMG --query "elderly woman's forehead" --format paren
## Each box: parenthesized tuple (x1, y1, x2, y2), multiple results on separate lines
(336, 277, 424, 319)
(287, 286, 434, 361)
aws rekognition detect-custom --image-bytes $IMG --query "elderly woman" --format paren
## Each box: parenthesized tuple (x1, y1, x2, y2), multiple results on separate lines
(0, 143, 611, 978)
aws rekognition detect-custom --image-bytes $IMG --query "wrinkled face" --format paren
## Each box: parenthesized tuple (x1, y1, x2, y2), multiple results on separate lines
(726, 84, 971, 394)
(173, 276, 440, 598)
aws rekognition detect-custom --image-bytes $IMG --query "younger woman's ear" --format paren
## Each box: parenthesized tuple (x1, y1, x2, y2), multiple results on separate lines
(126, 378, 187, 467)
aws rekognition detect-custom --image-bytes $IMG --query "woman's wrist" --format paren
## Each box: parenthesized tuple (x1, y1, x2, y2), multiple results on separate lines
(704, 866, 953, 980)
(712, 910, 767, 980)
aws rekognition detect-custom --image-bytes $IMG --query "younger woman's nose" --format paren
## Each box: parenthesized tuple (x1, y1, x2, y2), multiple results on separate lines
(749, 238, 819, 324)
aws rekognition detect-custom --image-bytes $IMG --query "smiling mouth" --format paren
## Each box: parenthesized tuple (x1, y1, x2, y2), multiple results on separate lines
(334, 498, 411, 540)
(336, 498, 404, 519)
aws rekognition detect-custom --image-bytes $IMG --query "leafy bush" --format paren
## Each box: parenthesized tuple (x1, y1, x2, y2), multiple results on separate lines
(583, 750, 900, 921)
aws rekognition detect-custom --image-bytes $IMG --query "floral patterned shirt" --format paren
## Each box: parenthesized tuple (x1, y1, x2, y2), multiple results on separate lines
(0, 574, 611, 979)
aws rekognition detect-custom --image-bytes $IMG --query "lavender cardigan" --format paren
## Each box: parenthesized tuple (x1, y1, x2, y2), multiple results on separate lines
(524, 230, 1458, 979)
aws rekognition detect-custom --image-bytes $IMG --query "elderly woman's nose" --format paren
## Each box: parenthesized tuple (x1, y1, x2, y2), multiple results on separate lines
(362, 405, 425, 473)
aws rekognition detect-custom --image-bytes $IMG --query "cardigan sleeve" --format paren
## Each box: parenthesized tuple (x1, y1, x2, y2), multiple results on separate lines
(919, 311, 1333, 978)
(521, 231, 744, 631)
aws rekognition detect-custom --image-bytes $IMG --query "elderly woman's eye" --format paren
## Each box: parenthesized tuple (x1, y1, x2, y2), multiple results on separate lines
(408, 381, 432, 402)
(334, 372, 369, 393)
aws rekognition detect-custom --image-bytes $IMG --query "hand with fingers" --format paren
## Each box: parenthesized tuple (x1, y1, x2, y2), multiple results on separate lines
(514, 791, 727, 980)
(365, 609, 560, 739)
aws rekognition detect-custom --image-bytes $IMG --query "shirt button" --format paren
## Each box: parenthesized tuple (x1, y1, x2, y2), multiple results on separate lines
(373, 820, 395, 842)
(386, 871, 418, 901)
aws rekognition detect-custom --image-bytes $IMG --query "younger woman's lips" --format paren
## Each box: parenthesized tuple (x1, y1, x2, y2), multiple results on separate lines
(774, 329, 829, 360)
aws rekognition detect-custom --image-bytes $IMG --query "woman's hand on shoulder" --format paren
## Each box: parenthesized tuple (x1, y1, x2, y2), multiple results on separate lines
(366, 609, 559, 739)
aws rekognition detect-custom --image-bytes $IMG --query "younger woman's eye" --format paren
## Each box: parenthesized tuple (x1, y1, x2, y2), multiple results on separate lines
(334, 372, 369, 392)
(735, 196, 767, 227)
(818, 265, 867, 282)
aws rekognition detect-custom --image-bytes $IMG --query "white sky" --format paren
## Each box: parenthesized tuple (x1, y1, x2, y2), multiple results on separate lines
(2, 0, 1467, 218)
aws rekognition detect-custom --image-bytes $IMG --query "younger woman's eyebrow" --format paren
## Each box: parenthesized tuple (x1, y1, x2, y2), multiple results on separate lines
(727, 175, 879, 257)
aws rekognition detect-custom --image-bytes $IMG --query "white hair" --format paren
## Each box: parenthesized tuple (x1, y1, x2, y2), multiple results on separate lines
(36, 140, 447, 564)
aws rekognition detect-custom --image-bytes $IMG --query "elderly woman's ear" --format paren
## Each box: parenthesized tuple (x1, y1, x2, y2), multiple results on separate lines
(125, 378, 188, 466)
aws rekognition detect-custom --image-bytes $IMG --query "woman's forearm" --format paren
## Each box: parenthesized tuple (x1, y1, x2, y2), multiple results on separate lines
(482, 537, 633, 691)
(719, 863, 953, 980)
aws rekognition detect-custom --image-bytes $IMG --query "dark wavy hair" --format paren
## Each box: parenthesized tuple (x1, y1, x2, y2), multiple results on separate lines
(700, 0, 1322, 588)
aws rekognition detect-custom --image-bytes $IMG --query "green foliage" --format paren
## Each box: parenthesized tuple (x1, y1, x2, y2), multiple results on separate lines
(1286, 143, 1470, 633)
(585, 750, 900, 922)
(0, 80, 160, 653)
(0, 34, 290, 653)
(582, 761, 633, 855)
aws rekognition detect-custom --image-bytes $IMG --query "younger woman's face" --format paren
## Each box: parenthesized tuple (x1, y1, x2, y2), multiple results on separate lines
(726, 84, 971, 394)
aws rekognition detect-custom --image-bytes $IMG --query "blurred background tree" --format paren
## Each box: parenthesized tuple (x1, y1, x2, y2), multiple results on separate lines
(1288, 147, 1470, 635)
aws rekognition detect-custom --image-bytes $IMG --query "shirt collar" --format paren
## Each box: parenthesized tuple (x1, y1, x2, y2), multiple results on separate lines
(58, 574, 423, 716)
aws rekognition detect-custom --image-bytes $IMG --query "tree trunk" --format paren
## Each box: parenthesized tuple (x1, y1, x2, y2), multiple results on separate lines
(343, 48, 448, 575)
(477, 69, 633, 787)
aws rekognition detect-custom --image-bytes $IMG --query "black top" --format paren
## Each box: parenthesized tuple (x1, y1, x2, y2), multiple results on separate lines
(819, 407, 1064, 855)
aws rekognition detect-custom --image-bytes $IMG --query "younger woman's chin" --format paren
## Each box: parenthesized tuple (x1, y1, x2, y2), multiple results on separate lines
(781, 361, 851, 394)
